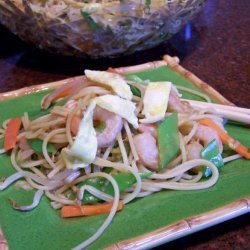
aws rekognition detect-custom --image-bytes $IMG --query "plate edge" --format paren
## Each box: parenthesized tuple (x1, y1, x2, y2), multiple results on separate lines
(106, 197, 250, 250)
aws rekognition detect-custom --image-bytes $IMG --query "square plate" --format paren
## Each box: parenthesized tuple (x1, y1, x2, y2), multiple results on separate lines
(0, 55, 249, 250)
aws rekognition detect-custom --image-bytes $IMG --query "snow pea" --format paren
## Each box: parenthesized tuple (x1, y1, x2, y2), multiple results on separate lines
(126, 75, 150, 97)
(157, 112, 180, 170)
(200, 139, 224, 178)
(79, 171, 152, 204)
(81, 11, 102, 31)
(28, 138, 57, 154)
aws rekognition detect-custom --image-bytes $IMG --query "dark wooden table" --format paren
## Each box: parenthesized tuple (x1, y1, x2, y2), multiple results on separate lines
(0, 0, 249, 249)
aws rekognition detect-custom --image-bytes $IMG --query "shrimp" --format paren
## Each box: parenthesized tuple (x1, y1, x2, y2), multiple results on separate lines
(93, 107, 123, 148)
(138, 123, 157, 138)
(194, 124, 223, 153)
(186, 141, 203, 160)
(168, 89, 191, 113)
(133, 132, 159, 171)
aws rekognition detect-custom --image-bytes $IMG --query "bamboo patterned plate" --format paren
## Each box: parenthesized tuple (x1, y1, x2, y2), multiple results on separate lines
(0, 55, 249, 250)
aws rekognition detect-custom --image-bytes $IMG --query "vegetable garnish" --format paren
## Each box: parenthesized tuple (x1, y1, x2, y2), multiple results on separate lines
(28, 139, 57, 154)
(199, 118, 250, 159)
(62, 101, 97, 170)
(157, 113, 180, 170)
(200, 139, 224, 178)
(81, 11, 102, 32)
(79, 172, 152, 204)
(4, 118, 22, 151)
(61, 202, 123, 218)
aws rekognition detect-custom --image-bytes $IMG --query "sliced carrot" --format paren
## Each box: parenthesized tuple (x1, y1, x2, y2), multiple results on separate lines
(70, 115, 81, 136)
(61, 201, 123, 218)
(199, 118, 250, 159)
(4, 118, 22, 151)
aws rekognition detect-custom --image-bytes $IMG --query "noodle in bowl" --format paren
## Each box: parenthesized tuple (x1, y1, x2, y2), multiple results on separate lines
(0, 0, 206, 57)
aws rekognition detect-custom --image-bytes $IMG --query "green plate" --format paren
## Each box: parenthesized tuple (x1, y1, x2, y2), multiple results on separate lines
(0, 66, 250, 250)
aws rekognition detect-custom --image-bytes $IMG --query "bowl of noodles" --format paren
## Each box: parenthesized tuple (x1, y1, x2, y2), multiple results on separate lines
(0, 0, 205, 58)
(1, 56, 250, 249)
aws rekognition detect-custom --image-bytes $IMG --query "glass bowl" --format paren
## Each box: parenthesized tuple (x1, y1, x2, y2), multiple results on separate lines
(0, 0, 205, 58)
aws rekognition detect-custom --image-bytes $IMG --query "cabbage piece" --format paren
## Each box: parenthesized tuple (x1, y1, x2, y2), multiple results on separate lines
(85, 70, 133, 100)
(140, 81, 172, 123)
(95, 95, 138, 129)
(62, 101, 97, 170)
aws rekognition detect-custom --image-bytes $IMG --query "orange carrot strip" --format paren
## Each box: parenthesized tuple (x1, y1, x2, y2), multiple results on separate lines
(70, 115, 81, 136)
(199, 118, 250, 159)
(4, 118, 22, 151)
(61, 202, 123, 218)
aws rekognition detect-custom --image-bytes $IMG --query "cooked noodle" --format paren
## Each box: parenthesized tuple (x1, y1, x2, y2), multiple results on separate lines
(0, 72, 242, 249)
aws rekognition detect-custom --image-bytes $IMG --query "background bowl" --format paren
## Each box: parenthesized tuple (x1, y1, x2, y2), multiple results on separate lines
(0, 0, 205, 58)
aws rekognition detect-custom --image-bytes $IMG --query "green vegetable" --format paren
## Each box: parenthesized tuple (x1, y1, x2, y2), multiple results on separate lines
(126, 75, 149, 97)
(200, 139, 224, 178)
(81, 11, 102, 31)
(28, 139, 57, 154)
(94, 121, 106, 133)
(130, 85, 141, 97)
(157, 112, 180, 170)
(145, 0, 151, 14)
(79, 172, 152, 204)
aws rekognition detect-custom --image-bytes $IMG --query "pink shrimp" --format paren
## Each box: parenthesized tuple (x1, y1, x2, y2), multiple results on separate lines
(194, 124, 223, 153)
(186, 141, 203, 160)
(168, 89, 191, 113)
(93, 107, 123, 148)
(133, 132, 159, 171)
(138, 123, 157, 138)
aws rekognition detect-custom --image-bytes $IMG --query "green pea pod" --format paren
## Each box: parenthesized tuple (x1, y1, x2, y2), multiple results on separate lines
(200, 139, 224, 178)
(80, 172, 152, 204)
(157, 112, 180, 170)
(145, 0, 151, 14)
(129, 85, 141, 97)
(126, 75, 149, 97)
(81, 11, 102, 31)
(28, 139, 57, 154)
